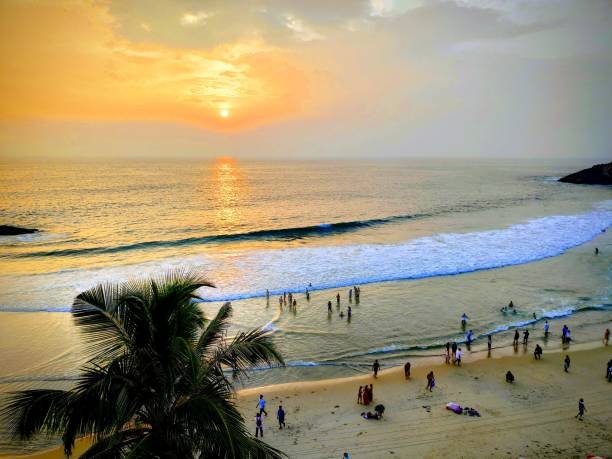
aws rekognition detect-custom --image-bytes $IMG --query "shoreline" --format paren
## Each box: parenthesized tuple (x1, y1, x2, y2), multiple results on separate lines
(5, 339, 611, 458)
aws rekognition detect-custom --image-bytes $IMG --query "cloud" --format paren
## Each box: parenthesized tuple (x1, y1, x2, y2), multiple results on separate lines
(180, 11, 210, 26)
(284, 15, 325, 41)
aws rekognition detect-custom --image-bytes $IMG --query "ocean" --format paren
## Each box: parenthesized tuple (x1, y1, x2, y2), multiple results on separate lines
(0, 158, 611, 453)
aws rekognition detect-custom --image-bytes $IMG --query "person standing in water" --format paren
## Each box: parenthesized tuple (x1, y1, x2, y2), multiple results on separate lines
(604, 328, 609, 346)
(544, 320, 550, 338)
(451, 342, 458, 363)
(487, 335, 492, 352)
(372, 359, 380, 378)
(347, 306, 352, 318)
(445, 342, 451, 364)
(595, 247, 599, 255)
(523, 329, 529, 345)
(513, 330, 520, 346)
(328, 301, 332, 313)
(466, 330, 473, 347)
(306, 289, 310, 301)
(349, 289, 353, 302)
(564, 355, 571, 372)
(336, 293, 341, 306)
(461, 313, 468, 327)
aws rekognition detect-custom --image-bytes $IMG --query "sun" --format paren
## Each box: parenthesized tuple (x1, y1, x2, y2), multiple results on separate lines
(219, 109, 230, 118)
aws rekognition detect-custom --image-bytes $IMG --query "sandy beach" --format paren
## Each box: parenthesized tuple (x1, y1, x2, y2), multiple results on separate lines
(6, 341, 611, 459)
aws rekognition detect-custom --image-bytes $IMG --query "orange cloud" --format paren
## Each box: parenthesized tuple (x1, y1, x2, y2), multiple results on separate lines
(0, 1, 317, 130)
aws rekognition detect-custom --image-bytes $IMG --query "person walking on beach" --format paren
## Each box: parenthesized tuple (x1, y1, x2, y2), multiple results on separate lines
(522, 329, 529, 345)
(372, 359, 380, 378)
(328, 301, 332, 313)
(513, 330, 520, 346)
(534, 344, 542, 360)
(604, 328, 609, 346)
(451, 342, 458, 363)
(292, 299, 297, 309)
(349, 289, 352, 302)
(455, 347, 462, 366)
(337, 292, 341, 306)
(575, 398, 586, 420)
(255, 413, 264, 437)
(487, 334, 492, 352)
(544, 320, 550, 338)
(564, 355, 571, 372)
(257, 395, 268, 416)
(306, 289, 310, 301)
(426, 371, 435, 391)
(404, 361, 411, 379)
(277, 405, 286, 429)
(357, 386, 363, 404)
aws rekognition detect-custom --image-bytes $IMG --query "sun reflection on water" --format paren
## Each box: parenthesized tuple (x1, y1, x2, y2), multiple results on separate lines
(212, 157, 244, 228)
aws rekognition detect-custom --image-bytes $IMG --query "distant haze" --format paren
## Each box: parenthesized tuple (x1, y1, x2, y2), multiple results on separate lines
(0, 0, 611, 159)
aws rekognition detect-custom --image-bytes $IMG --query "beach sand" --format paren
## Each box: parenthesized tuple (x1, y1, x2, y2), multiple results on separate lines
(4, 343, 611, 458)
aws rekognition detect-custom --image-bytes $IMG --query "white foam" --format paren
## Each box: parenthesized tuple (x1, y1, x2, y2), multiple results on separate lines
(1, 202, 610, 309)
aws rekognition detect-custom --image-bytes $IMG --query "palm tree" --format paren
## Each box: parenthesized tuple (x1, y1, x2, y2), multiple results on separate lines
(2, 270, 285, 458)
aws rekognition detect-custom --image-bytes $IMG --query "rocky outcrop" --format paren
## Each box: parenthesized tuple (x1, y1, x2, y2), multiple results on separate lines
(0, 225, 39, 235)
(559, 162, 612, 185)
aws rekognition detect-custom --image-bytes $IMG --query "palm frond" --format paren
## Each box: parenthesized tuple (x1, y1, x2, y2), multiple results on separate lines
(1, 389, 70, 439)
(196, 302, 233, 358)
(211, 329, 285, 377)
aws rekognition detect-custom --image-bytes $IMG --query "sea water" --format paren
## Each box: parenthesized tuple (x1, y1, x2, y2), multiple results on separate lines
(0, 158, 610, 452)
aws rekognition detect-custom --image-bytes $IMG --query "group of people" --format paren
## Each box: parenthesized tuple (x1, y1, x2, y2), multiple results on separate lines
(278, 291, 299, 310)
(445, 341, 462, 366)
(254, 395, 286, 438)
(357, 384, 374, 405)
(328, 287, 361, 318)
(500, 300, 518, 315)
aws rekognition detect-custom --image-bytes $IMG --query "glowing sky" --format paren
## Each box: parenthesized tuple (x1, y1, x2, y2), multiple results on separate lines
(0, 0, 611, 158)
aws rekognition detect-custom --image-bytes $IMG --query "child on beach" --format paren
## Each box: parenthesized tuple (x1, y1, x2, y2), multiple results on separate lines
(255, 413, 264, 437)
(426, 371, 435, 391)
(575, 398, 586, 420)
(277, 405, 286, 429)
(534, 344, 542, 360)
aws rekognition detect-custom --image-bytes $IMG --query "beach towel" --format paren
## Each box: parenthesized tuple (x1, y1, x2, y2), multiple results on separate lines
(446, 402, 462, 414)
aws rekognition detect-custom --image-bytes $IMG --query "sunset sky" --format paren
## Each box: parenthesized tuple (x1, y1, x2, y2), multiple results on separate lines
(0, 0, 611, 159)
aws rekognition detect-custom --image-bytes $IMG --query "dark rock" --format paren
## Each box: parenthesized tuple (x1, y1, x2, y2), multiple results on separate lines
(0, 225, 39, 236)
(559, 162, 612, 185)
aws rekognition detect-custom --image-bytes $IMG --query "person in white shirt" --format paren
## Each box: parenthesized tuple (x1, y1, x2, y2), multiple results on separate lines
(544, 320, 550, 338)
(455, 348, 462, 366)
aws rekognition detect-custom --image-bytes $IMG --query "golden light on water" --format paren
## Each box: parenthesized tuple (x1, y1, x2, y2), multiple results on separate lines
(212, 157, 244, 227)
